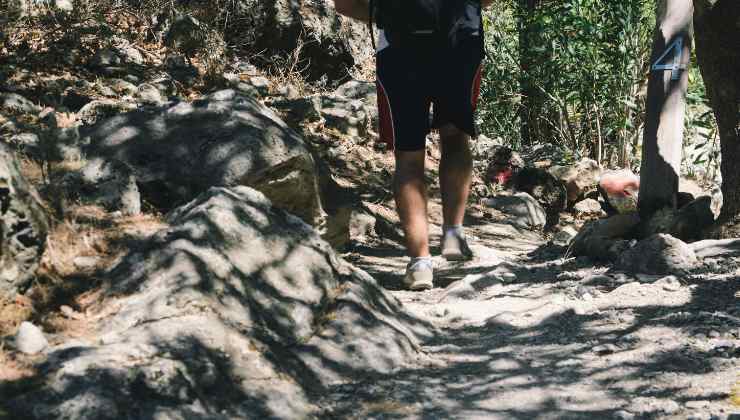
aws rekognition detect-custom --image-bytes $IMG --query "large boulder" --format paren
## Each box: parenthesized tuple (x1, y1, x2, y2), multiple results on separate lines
(5, 186, 426, 419)
(548, 158, 601, 205)
(0, 144, 49, 297)
(572, 214, 640, 261)
(79, 89, 326, 227)
(616, 233, 698, 275)
(232, 1, 373, 82)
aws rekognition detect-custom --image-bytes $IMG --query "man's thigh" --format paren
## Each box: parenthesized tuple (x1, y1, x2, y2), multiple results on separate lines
(432, 38, 485, 139)
(376, 47, 432, 152)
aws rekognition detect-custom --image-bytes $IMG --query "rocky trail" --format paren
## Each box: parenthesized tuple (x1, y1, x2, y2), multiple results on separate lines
(0, 5, 738, 418)
(327, 198, 739, 419)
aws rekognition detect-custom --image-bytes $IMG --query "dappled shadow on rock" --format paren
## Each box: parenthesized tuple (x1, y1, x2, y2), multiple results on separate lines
(2, 186, 433, 419)
(79, 89, 326, 226)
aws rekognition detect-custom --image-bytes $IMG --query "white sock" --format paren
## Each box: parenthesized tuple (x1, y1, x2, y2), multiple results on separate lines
(443, 224, 464, 237)
(409, 256, 433, 269)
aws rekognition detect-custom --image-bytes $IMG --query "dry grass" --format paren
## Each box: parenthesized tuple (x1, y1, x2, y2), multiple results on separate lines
(0, 203, 167, 344)
(265, 35, 311, 96)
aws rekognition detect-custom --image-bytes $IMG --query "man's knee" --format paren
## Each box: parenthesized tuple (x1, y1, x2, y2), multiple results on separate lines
(395, 150, 425, 182)
(439, 124, 471, 156)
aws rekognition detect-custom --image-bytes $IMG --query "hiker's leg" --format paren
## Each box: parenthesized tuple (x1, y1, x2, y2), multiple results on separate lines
(439, 123, 473, 227)
(394, 149, 430, 258)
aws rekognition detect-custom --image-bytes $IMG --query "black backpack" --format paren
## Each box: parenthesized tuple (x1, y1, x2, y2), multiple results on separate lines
(369, 0, 483, 48)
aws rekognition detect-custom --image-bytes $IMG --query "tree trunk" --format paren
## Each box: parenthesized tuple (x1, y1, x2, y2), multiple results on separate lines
(638, 0, 693, 217)
(693, 0, 740, 226)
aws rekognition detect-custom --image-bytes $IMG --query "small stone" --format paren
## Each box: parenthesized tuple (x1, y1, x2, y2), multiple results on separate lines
(685, 400, 709, 410)
(573, 198, 604, 217)
(60, 305, 84, 320)
(135, 83, 165, 105)
(15, 322, 48, 355)
(248, 76, 271, 96)
(429, 307, 449, 318)
(277, 85, 300, 100)
(110, 78, 138, 96)
(73, 256, 99, 270)
(553, 226, 578, 246)
(592, 343, 619, 355)
(443, 282, 476, 300)
(613, 410, 635, 420)
(501, 272, 517, 283)
(89, 48, 122, 68)
(237, 63, 258, 75)
(55, 0, 74, 11)
(654, 275, 682, 292)
(708, 330, 720, 338)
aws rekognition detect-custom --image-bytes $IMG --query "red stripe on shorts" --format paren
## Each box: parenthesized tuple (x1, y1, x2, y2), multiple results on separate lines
(471, 63, 483, 112)
(376, 80, 395, 151)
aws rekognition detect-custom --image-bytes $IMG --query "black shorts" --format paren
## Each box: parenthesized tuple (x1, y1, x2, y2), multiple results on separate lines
(376, 37, 484, 152)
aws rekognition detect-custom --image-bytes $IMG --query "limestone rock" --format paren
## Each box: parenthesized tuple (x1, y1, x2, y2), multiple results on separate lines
(572, 214, 640, 261)
(1, 92, 41, 114)
(548, 158, 601, 205)
(0, 144, 49, 298)
(334, 80, 375, 100)
(334, 80, 377, 126)
(320, 95, 369, 137)
(247, 76, 271, 96)
(64, 157, 141, 215)
(14, 322, 48, 354)
(88, 48, 122, 68)
(552, 226, 578, 246)
(484, 192, 547, 230)
(233, 1, 373, 82)
(135, 83, 165, 105)
(110, 79, 138, 96)
(573, 198, 605, 217)
(617, 234, 698, 275)
(76, 99, 137, 126)
(270, 96, 323, 125)
(79, 89, 326, 226)
(5, 186, 424, 419)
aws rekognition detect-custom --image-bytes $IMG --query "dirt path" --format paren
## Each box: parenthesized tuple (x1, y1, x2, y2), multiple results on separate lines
(326, 199, 740, 419)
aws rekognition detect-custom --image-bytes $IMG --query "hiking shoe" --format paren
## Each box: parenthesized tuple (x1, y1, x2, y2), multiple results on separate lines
(441, 226, 474, 261)
(403, 258, 434, 291)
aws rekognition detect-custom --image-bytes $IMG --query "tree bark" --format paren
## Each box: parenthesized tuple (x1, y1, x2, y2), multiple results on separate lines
(693, 0, 740, 225)
(638, 0, 693, 217)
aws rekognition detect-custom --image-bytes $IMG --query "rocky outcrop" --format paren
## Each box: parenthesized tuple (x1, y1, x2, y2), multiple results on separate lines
(78, 89, 326, 227)
(0, 144, 49, 297)
(6, 186, 428, 419)
(233, 1, 373, 82)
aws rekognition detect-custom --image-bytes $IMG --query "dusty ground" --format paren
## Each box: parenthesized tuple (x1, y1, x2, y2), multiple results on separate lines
(321, 196, 740, 420)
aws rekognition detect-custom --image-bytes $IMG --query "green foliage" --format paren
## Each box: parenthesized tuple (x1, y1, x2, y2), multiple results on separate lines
(477, 4, 520, 148)
(479, 0, 716, 171)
